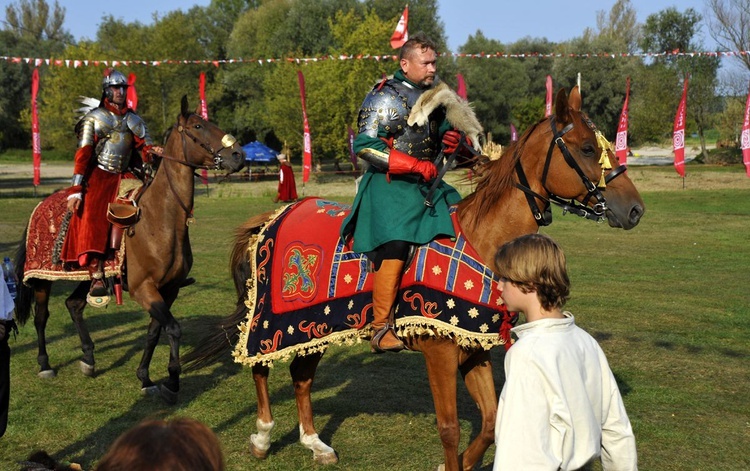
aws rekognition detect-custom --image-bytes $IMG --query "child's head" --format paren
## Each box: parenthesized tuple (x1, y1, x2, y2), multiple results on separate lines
(494, 233, 570, 311)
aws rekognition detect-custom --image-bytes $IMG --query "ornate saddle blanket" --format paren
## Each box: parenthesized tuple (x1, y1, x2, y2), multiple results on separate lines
(22, 190, 125, 283)
(233, 197, 516, 367)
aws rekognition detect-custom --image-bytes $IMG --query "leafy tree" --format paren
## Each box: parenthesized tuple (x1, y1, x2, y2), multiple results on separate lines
(638, 7, 719, 154)
(456, 31, 528, 144)
(0, 0, 72, 150)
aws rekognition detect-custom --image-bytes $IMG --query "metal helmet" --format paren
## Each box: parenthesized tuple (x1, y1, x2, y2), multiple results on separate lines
(102, 69, 128, 101)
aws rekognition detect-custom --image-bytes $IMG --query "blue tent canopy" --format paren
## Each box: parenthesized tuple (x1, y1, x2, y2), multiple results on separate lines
(242, 141, 278, 163)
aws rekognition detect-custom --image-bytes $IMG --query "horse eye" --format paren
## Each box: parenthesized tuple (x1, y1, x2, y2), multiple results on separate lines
(582, 144, 596, 156)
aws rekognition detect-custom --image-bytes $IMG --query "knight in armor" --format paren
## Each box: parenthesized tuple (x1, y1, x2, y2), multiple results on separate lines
(341, 33, 472, 353)
(62, 68, 162, 299)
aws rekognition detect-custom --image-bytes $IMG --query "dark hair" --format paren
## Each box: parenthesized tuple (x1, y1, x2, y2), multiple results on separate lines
(94, 417, 224, 471)
(399, 31, 437, 61)
(494, 233, 570, 311)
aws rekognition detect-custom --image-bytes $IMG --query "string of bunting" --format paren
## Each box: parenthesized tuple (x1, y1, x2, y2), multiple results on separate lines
(3, 49, 748, 68)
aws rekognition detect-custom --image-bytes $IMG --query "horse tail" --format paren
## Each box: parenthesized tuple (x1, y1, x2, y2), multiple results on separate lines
(182, 211, 275, 373)
(13, 222, 33, 326)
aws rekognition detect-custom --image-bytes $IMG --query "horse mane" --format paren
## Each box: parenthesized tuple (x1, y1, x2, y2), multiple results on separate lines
(459, 119, 547, 230)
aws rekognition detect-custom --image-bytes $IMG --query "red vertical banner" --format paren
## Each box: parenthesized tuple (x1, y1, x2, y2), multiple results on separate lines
(31, 67, 41, 186)
(126, 73, 138, 111)
(673, 76, 689, 178)
(390, 5, 409, 49)
(615, 77, 631, 166)
(297, 70, 312, 184)
(510, 123, 518, 142)
(545, 75, 553, 117)
(199, 72, 209, 185)
(741, 80, 750, 178)
(456, 73, 467, 100)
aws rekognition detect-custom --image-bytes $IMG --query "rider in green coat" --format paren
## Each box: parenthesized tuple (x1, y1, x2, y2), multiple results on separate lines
(341, 32, 471, 353)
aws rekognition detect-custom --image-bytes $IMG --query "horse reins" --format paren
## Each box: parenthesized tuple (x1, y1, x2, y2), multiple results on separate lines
(514, 116, 627, 226)
(148, 115, 238, 222)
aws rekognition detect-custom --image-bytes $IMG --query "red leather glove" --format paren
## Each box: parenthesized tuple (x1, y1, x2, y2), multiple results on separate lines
(442, 130, 472, 155)
(388, 149, 438, 182)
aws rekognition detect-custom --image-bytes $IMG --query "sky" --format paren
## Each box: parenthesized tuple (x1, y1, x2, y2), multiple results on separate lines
(0, 0, 718, 53)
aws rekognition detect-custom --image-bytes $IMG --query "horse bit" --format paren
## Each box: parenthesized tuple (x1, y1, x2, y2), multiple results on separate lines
(514, 116, 627, 226)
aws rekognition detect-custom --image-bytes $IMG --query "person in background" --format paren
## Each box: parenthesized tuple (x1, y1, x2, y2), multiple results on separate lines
(95, 416, 225, 471)
(273, 153, 298, 203)
(61, 68, 162, 301)
(493, 233, 637, 470)
(0, 262, 14, 438)
(340, 32, 470, 353)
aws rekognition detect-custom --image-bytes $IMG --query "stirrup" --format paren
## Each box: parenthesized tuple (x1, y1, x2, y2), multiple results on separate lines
(370, 324, 404, 353)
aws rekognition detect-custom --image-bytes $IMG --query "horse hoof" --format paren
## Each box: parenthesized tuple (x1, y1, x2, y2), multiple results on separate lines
(141, 385, 160, 397)
(435, 464, 445, 471)
(159, 384, 178, 405)
(314, 451, 339, 465)
(249, 442, 268, 460)
(38, 369, 56, 379)
(79, 361, 95, 377)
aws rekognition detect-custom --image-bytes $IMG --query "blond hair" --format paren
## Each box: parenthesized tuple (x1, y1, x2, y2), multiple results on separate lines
(494, 233, 570, 311)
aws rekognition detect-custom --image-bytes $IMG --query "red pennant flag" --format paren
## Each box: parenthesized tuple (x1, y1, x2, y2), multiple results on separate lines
(615, 77, 631, 166)
(545, 75, 553, 117)
(390, 6, 409, 49)
(456, 73, 467, 100)
(510, 123, 518, 142)
(199, 72, 209, 185)
(199, 72, 208, 120)
(297, 70, 312, 183)
(741, 80, 750, 178)
(673, 76, 689, 178)
(347, 125, 357, 170)
(31, 67, 41, 186)
(126, 73, 138, 111)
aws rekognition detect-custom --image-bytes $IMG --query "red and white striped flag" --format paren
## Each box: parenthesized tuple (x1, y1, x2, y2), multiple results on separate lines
(298, 70, 312, 184)
(673, 77, 689, 178)
(615, 77, 630, 166)
(545, 75, 553, 117)
(31, 67, 41, 186)
(390, 6, 409, 49)
(741, 80, 750, 178)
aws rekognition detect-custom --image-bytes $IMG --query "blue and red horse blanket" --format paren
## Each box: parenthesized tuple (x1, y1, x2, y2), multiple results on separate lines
(233, 198, 515, 367)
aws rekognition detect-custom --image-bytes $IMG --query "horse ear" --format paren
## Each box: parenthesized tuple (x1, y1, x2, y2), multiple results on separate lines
(554, 88, 570, 124)
(181, 95, 189, 117)
(568, 85, 582, 112)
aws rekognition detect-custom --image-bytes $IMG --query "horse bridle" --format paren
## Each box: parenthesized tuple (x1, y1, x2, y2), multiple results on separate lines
(514, 116, 627, 226)
(161, 115, 238, 170)
(143, 115, 239, 222)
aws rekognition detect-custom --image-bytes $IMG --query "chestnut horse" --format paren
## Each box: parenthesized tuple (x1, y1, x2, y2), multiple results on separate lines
(183, 87, 645, 469)
(14, 96, 245, 404)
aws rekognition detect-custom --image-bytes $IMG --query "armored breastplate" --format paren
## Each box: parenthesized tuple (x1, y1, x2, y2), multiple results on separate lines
(358, 78, 444, 160)
(79, 108, 151, 173)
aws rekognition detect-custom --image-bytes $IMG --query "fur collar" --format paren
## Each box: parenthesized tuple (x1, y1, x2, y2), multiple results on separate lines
(407, 82, 483, 152)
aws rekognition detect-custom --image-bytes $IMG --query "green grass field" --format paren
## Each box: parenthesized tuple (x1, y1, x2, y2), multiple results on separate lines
(0, 165, 748, 470)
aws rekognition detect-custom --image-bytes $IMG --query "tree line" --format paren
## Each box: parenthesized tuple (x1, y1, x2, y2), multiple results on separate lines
(2, 0, 749, 165)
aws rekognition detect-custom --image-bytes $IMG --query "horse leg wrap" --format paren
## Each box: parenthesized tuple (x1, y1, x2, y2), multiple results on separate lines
(250, 419, 275, 456)
(299, 424, 338, 465)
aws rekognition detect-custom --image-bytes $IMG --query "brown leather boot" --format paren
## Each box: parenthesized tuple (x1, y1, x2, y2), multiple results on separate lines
(87, 258, 107, 297)
(370, 259, 405, 353)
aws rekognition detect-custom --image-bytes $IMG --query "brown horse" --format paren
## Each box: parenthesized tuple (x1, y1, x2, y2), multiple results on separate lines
(183, 87, 645, 469)
(14, 96, 245, 404)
